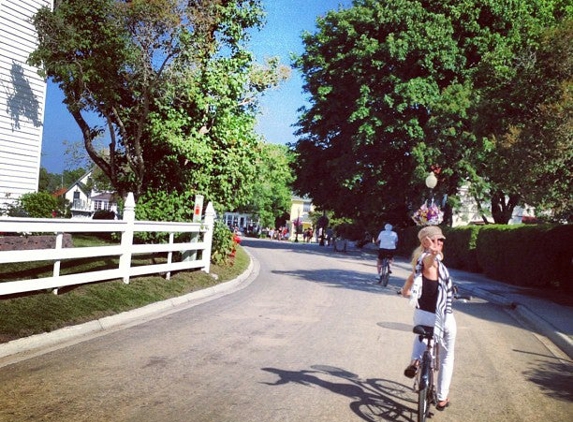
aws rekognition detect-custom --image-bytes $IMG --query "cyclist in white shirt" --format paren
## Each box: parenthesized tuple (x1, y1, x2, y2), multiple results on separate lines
(376, 223, 398, 276)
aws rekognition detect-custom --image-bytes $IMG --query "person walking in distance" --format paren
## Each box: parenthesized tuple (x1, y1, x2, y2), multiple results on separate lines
(400, 226, 456, 411)
(376, 223, 398, 279)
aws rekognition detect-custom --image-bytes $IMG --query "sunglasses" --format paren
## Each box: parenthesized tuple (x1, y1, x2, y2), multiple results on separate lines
(435, 238, 445, 243)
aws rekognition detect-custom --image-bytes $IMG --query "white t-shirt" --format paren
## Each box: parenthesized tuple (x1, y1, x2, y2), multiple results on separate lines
(377, 229, 398, 249)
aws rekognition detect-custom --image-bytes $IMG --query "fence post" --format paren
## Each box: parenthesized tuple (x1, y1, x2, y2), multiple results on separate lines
(119, 192, 135, 284)
(183, 195, 204, 263)
(52, 232, 64, 295)
(202, 202, 216, 273)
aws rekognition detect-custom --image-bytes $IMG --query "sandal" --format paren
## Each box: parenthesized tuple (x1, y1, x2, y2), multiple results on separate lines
(436, 399, 450, 411)
(404, 361, 418, 378)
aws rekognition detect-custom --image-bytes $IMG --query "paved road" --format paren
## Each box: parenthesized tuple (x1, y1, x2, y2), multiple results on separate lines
(0, 238, 571, 421)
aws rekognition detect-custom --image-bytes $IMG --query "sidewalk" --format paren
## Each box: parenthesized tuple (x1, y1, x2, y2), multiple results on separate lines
(448, 266, 573, 360)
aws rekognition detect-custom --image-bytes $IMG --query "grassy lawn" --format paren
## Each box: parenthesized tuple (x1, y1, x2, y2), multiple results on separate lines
(0, 236, 250, 343)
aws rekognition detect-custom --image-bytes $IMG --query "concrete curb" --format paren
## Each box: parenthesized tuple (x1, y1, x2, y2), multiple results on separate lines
(0, 255, 256, 361)
(462, 286, 573, 360)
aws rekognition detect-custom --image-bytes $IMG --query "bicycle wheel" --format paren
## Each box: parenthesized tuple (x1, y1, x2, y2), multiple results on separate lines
(417, 355, 432, 422)
(382, 261, 390, 287)
(417, 384, 429, 422)
(378, 259, 389, 286)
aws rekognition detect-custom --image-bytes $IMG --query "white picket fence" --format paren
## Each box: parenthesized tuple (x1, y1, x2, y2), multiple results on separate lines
(0, 193, 215, 296)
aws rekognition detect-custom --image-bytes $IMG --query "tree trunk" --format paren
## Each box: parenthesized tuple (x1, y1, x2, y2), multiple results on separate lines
(491, 190, 520, 224)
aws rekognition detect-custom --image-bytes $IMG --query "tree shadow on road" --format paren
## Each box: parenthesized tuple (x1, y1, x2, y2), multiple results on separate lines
(261, 364, 417, 421)
(271, 267, 403, 296)
(519, 355, 573, 402)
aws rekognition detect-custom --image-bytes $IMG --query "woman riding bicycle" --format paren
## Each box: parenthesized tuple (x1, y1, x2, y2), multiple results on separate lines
(400, 226, 456, 411)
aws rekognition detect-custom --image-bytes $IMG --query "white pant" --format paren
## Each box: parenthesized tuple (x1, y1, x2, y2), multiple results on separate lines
(410, 309, 457, 401)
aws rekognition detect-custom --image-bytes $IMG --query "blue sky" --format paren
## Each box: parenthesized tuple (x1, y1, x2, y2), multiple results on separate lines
(40, 0, 352, 173)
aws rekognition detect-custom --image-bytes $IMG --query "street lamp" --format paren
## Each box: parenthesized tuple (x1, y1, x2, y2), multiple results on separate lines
(425, 172, 438, 189)
(425, 171, 438, 208)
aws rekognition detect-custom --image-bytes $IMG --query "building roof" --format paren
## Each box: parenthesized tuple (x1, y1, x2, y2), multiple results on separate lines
(91, 192, 116, 202)
(51, 187, 68, 198)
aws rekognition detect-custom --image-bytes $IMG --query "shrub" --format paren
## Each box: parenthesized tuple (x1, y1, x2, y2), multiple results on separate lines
(18, 192, 58, 218)
(211, 221, 236, 265)
(441, 225, 481, 272)
(92, 210, 116, 220)
(476, 224, 572, 288)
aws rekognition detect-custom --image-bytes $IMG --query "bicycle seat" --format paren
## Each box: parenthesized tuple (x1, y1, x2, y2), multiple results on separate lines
(413, 325, 434, 338)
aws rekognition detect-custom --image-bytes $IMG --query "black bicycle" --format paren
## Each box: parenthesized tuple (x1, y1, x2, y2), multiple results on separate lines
(412, 324, 437, 422)
(378, 256, 391, 287)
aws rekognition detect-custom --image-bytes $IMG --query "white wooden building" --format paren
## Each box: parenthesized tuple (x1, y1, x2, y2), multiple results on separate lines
(0, 0, 53, 211)
(59, 170, 118, 219)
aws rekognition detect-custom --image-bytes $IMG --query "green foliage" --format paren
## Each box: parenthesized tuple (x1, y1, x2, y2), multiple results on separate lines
(476, 225, 542, 286)
(29, 0, 288, 209)
(473, 224, 572, 289)
(38, 167, 86, 194)
(135, 190, 196, 223)
(440, 226, 481, 272)
(399, 223, 572, 291)
(133, 190, 197, 243)
(16, 192, 58, 218)
(133, 193, 239, 266)
(291, 0, 571, 226)
(211, 221, 236, 265)
(474, 19, 573, 222)
(236, 143, 294, 228)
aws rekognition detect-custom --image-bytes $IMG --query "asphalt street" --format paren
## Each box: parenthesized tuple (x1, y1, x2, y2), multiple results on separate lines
(0, 238, 571, 421)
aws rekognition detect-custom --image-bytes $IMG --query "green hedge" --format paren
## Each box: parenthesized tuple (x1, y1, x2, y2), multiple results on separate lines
(396, 224, 572, 291)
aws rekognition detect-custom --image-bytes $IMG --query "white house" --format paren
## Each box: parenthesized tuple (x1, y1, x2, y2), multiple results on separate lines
(451, 184, 535, 226)
(59, 170, 118, 219)
(0, 0, 53, 211)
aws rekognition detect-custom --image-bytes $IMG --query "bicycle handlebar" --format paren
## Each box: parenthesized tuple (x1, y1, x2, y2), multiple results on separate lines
(395, 288, 472, 301)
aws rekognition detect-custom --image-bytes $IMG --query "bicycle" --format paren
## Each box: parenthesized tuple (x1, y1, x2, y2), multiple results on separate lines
(409, 290, 471, 422)
(378, 256, 391, 287)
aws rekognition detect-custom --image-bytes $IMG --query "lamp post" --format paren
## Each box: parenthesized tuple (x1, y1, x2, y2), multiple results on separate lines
(317, 212, 329, 246)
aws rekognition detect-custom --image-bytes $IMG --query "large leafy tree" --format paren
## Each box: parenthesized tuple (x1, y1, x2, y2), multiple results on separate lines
(473, 19, 573, 222)
(292, 0, 461, 226)
(291, 0, 569, 226)
(29, 0, 288, 212)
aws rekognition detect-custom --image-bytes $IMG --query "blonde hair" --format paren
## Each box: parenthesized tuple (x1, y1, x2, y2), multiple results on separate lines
(410, 245, 424, 270)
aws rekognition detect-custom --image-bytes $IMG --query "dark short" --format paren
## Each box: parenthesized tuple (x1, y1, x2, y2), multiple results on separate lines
(377, 248, 395, 260)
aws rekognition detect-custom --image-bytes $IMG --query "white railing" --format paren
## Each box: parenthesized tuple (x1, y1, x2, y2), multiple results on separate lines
(0, 193, 215, 296)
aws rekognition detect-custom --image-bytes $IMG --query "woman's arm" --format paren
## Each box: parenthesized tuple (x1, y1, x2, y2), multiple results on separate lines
(401, 272, 415, 297)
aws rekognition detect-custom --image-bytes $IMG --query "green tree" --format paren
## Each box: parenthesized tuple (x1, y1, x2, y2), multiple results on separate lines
(291, 0, 569, 226)
(236, 143, 294, 229)
(29, 0, 288, 211)
(38, 167, 61, 193)
(473, 19, 573, 222)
